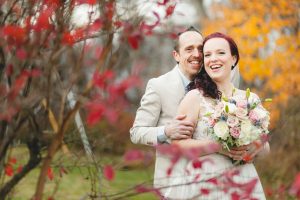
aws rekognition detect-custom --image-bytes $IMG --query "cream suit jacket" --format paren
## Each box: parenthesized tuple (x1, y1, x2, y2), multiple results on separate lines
(130, 66, 187, 190)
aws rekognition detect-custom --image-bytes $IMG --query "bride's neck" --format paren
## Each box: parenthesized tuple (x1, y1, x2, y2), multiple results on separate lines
(216, 81, 235, 98)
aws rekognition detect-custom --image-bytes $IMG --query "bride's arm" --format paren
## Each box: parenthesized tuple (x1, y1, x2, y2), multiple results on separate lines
(172, 90, 220, 152)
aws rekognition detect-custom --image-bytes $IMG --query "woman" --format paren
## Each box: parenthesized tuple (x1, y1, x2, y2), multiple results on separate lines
(168, 32, 269, 199)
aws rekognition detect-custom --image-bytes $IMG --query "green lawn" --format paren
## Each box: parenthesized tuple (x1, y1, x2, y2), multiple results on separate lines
(2, 147, 158, 200)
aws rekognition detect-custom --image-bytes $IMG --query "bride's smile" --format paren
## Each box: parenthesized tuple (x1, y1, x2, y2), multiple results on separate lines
(203, 37, 237, 83)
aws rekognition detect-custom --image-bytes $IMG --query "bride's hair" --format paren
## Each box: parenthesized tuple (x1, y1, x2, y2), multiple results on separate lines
(188, 32, 240, 99)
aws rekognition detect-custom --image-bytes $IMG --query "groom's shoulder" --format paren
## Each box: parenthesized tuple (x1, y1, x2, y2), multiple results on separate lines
(148, 67, 177, 85)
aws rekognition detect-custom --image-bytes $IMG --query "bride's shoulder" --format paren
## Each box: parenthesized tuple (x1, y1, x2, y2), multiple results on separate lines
(183, 89, 205, 101)
(186, 89, 204, 97)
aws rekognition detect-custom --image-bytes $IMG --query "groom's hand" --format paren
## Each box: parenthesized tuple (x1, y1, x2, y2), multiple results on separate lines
(164, 114, 195, 140)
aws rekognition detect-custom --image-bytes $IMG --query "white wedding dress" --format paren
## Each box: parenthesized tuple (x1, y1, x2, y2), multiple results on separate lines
(164, 89, 266, 200)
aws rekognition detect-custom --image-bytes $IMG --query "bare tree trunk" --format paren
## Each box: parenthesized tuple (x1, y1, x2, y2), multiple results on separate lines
(34, 103, 79, 200)
(0, 138, 41, 198)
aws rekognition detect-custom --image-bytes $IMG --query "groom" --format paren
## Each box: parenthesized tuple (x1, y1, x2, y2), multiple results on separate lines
(130, 27, 204, 193)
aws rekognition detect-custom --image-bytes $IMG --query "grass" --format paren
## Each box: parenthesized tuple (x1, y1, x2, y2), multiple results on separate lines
(2, 146, 158, 200)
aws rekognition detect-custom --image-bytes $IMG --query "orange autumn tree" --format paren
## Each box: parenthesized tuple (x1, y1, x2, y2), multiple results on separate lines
(201, 0, 300, 125)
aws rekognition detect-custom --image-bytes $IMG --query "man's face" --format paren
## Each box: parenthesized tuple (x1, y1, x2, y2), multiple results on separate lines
(173, 31, 203, 80)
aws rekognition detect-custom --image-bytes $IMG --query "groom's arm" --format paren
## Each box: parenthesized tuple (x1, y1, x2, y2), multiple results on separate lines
(130, 79, 195, 146)
(130, 79, 163, 146)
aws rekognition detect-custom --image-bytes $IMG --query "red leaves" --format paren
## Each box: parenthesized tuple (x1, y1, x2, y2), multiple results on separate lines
(17, 165, 23, 173)
(47, 167, 54, 180)
(33, 9, 54, 32)
(220, 169, 259, 199)
(47, 166, 70, 180)
(231, 191, 241, 200)
(157, 0, 170, 6)
(135, 185, 163, 198)
(86, 71, 140, 125)
(103, 165, 115, 181)
(289, 172, 300, 198)
(62, 19, 103, 45)
(2, 25, 27, 45)
(89, 19, 103, 32)
(140, 12, 160, 36)
(157, 144, 216, 176)
(157, 0, 176, 18)
(8, 69, 40, 100)
(1, 68, 42, 121)
(5, 164, 14, 177)
(0, 106, 19, 122)
(5, 64, 14, 76)
(105, 2, 115, 21)
(123, 149, 144, 163)
(86, 101, 105, 125)
(108, 75, 141, 101)
(242, 153, 253, 162)
(92, 70, 114, 88)
(192, 159, 203, 169)
(43, 0, 61, 8)
(62, 28, 85, 45)
(75, 0, 97, 5)
(165, 4, 176, 17)
(206, 177, 218, 185)
(4, 157, 22, 177)
(8, 157, 17, 164)
(59, 167, 68, 177)
(127, 34, 141, 50)
(200, 188, 210, 195)
(16, 48, 27, 60)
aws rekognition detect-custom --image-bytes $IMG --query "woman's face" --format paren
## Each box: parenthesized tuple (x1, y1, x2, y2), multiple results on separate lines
(203, 38, 237, 83)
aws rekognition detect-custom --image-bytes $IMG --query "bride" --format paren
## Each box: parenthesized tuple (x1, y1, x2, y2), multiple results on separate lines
(165, 32, 270, 199)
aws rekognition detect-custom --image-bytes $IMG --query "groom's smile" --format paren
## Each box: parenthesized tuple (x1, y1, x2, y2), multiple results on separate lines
(173, 31, 203, 80)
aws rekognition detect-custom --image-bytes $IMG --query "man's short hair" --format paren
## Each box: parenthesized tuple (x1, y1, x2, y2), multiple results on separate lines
(173, 26, 202, 52)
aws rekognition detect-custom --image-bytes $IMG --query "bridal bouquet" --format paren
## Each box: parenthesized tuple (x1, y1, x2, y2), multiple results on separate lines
(206, 89, 271, 151)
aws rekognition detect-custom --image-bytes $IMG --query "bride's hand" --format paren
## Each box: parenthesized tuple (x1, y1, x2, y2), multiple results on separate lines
(230, 140, 268, 162)
(228, 145, 251, 161)
(241, 140, 270, 162)
(217, 146, 232, 158)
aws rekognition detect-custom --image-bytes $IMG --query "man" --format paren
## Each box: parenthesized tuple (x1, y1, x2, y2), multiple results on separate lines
(130, 27, 203, 195)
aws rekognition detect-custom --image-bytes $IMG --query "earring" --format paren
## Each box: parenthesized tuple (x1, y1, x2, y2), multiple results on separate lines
(231, 65, 235, 70)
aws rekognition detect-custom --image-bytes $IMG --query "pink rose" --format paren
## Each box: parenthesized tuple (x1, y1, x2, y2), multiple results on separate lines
(249, 110, 259, 123)
(235, 107, 248, 120)
(230, 127, 240, 138)
(236, 100, 247, 109)
(208, 118, 216, 127)
(226, 115, 239, 127)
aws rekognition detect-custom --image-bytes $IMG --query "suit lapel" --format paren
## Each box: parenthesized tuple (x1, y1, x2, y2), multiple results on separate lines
(168, 66, 185, 103)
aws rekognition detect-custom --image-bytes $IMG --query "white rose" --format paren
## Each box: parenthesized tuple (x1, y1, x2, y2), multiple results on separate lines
(252, 107, 268, 120)
(251, 125, 262, 139)
(213, 121, 229, 140)
(262, 119, 270, 130)
(238, 120, 261, 145)
(240, 120, 252, 135)
(224, 102, 237, 114)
